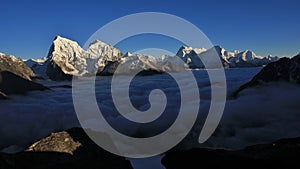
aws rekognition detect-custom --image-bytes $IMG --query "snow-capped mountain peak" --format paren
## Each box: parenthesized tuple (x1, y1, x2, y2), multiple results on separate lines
(46, 36, 123, 79)
(124, 52, 133, 57)
(176, 46, 193, 58)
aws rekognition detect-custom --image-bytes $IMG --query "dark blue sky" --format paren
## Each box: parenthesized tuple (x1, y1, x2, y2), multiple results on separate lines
(0, 0, 299, 59)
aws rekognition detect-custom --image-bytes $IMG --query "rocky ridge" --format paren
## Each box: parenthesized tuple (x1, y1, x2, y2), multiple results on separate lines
(235, 54, 300, 95)
(0, 53, 36, 80)
(0, 54, 48, 99)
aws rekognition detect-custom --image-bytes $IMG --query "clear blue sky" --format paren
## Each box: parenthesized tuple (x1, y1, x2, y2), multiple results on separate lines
(0, 0, 299, 59)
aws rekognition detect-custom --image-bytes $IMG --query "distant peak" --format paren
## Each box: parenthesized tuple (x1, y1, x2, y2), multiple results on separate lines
(176, 46, 192, 53)
(53, 35, 77, 43)
(54, 35, 64, 40)
(90, 39, 101, 44)
(124, 52, 132, 57)
(90, 39, 105, 45)
(179, 46, 192, 50)
(214, 45, 222, 49)
(88, 39, 112, 48)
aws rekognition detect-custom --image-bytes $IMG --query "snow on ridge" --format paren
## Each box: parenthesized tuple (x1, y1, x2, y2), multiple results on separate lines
(47, 36, 187, 79)
(25, 36, 280, 80)
(24, 57, 47, 67)
(176, 45, 279, 68)
(0, 52, 20, 62)
(0, 52, 36, 80)
(48, 35, 122, 76)
(124, 52, 133, 57)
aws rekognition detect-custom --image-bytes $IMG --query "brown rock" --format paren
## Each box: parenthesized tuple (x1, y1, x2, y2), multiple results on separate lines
(0, 53, 36, 80)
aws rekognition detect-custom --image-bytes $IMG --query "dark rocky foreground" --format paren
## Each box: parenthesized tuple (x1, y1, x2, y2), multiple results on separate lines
(0, 53, 49, 99)
(234, 54, 300, 96)
(162, 137, 300, 169)
(0, 71, 49, 99)
(0, 128, 132, 169)
(1, 127, 300, 169)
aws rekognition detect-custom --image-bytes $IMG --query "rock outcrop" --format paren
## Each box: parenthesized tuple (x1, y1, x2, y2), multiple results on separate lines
(27, 130, 81, 155)
(0, 53, 36, 80)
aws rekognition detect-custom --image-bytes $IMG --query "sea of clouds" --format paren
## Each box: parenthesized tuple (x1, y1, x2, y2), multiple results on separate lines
(1, 67, 300, 153)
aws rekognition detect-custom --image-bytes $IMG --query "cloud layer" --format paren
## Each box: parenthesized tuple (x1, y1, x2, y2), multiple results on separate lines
(1, 67, 300, 153)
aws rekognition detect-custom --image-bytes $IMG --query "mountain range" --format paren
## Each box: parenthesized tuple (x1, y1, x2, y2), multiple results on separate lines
(0, 35, 282, 98)
(177, 46, 279, 68)
(1, 36, 300, 169)
(20, 36, 278, 80)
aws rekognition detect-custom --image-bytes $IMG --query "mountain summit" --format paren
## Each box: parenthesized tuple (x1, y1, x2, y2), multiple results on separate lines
(46, 36, 123, 80)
